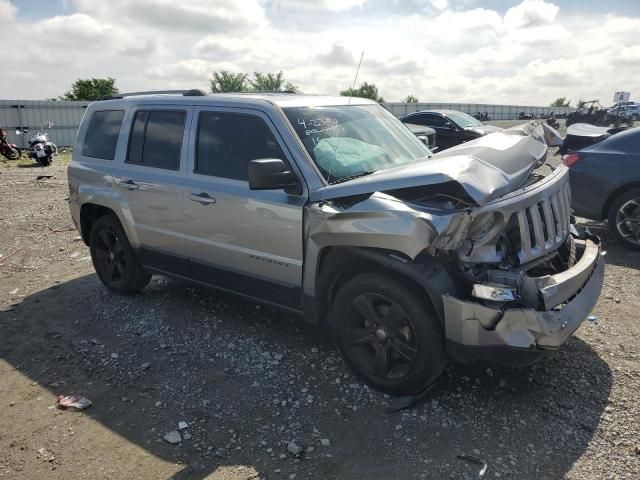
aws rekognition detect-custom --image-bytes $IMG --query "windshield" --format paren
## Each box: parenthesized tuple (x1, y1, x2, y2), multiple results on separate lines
(446, 111, 484, 128)
(284, 104, 431, 184)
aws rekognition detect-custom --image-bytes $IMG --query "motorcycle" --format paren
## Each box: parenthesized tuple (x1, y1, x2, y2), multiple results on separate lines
(0, 135, 22, 160)
(546, 114, 560, 130)
(518, 112, 535, 120)
(473, 112, 491, 121)
(21, 124, 58, 166)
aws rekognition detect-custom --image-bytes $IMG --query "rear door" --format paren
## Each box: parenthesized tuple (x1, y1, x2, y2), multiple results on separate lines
(113, 106, 191, 263)
(182, 107, 306, 307)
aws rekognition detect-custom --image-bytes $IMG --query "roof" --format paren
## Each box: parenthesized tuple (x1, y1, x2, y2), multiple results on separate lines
(95, 91, 376, 109)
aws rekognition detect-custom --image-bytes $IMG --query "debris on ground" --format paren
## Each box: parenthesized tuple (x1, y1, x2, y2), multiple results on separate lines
(178, 421, 189, 430)
(163, 431, 182, 444)
(57, 395, 92, 411)
(457, 454, 488, 478)
(287, 441, 302, 456)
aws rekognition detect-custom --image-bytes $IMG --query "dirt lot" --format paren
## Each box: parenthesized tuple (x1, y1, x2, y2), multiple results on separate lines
(1, 126, 639, 480)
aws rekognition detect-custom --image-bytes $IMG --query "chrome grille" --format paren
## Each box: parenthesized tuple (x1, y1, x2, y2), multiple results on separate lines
(515, 181, 571, 263)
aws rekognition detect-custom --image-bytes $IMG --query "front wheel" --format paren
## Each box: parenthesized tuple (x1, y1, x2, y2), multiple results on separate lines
(608, 188, 640, 250)
(330, 273, 448, 396)
(89, 215, 152, 294)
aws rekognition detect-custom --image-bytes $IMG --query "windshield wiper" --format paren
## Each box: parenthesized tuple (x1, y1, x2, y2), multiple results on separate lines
(329, 171, 375, 185)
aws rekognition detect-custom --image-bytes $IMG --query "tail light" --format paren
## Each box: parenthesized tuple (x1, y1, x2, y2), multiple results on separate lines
(562, 153, 582, 167)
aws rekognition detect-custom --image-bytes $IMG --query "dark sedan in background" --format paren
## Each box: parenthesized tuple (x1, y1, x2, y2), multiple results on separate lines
(563, 126, 640, 249)
(400, 109, 502, 150)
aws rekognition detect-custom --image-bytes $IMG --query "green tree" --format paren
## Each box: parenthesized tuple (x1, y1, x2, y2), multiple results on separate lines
(549, 97, 570, 107)
(63, 78, 119, 101)
(209, 71, 248, 93)
(404, 94, 419, 103)
(249, 71, 300, 93)
(340, 82, 385, 103)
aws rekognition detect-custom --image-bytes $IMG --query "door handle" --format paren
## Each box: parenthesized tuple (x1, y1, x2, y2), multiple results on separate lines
(117, 178, 140, 190)
(189, 192, 216, 205)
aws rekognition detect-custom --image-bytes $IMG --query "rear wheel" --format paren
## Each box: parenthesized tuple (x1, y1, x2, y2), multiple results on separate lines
(330, 273, 447, 396)
(608, 187, 640, 250)
(89, 215, 151, 293)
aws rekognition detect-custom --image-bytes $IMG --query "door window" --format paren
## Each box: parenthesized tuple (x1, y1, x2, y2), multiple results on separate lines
(126, 110, 186, 170)
(195, 112, 285, 180)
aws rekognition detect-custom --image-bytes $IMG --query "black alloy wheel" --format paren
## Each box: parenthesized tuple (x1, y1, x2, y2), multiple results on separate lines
(89, 215, 151, 293)
(344, 292, 419, 381)
(331, 273, 447, 395)
(609, 188, 640, 249)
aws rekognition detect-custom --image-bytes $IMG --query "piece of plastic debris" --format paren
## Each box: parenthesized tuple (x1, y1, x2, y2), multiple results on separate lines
(57, 395, 92, 411)
(457, 454, 488, 478)
(178, 421, 189, 430)
(587, 315, 597, 322)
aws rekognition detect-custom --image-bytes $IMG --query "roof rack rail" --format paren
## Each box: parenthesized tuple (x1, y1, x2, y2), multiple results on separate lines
(103, 89, 208, 100)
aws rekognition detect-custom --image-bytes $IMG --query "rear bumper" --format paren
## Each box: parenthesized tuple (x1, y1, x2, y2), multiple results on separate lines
(443, 236, 604, 364)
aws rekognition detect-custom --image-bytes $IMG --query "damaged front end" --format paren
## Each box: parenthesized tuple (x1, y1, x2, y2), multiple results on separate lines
(307, 122, 603, 366)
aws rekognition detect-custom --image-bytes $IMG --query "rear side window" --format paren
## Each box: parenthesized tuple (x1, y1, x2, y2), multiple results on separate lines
(82, 110, 125, 160)
(196, 112, 285, 180)
(127, 110, 186, 170)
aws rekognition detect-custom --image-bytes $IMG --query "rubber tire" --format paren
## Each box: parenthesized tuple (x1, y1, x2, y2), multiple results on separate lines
(89, 215, 152, 294)
(608, 187, 640, 250)
(330, 272, 448, 396)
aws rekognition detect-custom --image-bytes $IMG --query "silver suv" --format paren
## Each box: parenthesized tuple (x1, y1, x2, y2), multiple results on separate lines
(68, 90, 604, 395)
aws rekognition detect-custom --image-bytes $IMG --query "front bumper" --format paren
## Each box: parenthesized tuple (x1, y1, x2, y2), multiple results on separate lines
(443, 236, 604, 364)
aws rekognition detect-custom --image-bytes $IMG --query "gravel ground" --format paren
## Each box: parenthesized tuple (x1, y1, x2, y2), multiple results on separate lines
(1, 124, 639, 480)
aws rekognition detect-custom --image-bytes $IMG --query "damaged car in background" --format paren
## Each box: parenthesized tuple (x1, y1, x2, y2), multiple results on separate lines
(70, 93, 604, 396)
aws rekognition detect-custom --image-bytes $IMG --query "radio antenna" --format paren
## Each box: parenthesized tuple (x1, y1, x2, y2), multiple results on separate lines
(323, 50, 365, 192)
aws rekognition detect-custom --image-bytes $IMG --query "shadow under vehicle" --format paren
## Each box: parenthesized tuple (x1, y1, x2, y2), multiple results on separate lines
(0, 272, 613, 479)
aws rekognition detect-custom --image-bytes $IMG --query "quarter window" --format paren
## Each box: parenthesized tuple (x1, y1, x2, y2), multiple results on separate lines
(82, 110, 125, 160)
(196, 112, 285, 180)
(127, 110, 186, 170)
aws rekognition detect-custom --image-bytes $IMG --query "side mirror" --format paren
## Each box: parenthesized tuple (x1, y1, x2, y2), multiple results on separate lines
(248, 159, 300, 193)
(443, 121, 455, 129)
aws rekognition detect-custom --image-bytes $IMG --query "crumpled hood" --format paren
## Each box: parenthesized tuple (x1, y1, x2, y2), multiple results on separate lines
(310, 122, 557, 207)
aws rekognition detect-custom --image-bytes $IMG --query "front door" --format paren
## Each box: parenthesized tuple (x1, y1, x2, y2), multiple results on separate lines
(182, 107, 306, 307)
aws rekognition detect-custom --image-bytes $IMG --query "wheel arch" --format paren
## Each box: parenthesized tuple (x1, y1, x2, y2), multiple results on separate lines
(80, 203, 123, 246)
(602, 182, 640, 220)
(311, 246, 461, 328)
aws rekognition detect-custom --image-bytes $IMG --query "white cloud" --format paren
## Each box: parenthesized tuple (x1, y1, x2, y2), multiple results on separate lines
(0, 0, 16, 19)
(504, 0, 559, 29)
(0, 0, 638, 105)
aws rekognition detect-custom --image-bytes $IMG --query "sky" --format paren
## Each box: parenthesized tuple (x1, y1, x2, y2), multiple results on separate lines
(2, 0, 639, 105)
